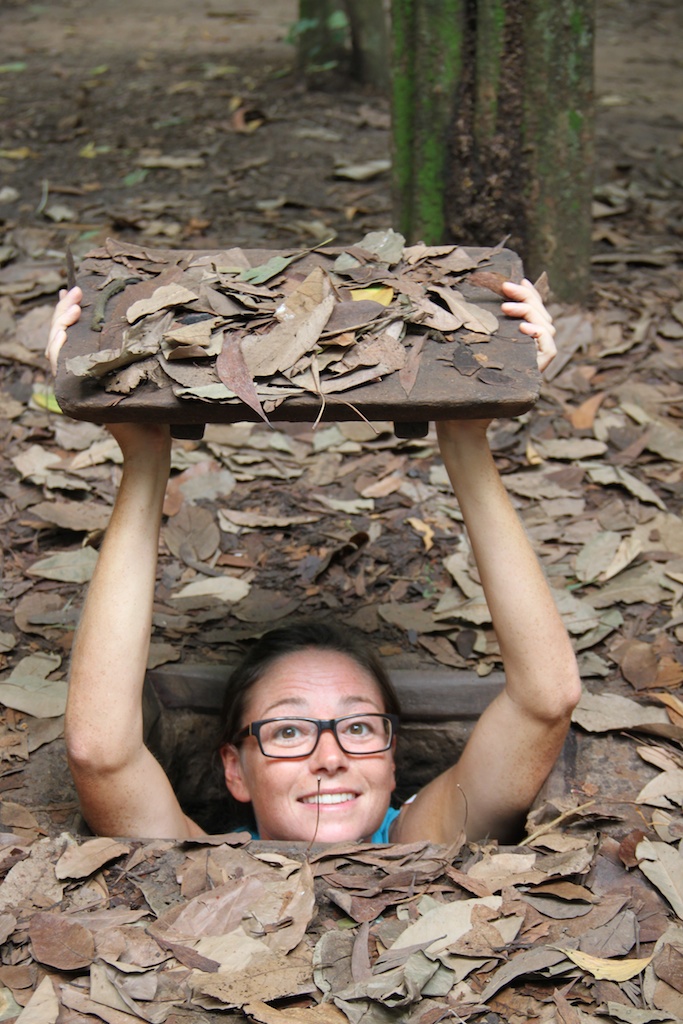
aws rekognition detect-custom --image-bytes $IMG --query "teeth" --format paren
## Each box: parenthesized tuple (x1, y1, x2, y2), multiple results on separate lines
(302, 792, 355, 805)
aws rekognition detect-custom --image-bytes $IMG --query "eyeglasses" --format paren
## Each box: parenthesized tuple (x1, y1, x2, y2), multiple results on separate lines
(233, 713, 399, 759)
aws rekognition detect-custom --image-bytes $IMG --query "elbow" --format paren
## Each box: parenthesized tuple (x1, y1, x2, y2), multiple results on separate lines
(562, 656, 583, 714)
(519, 655, 582, 728)
(567, 667, 583, 715)
(65, 727, 131, 779)
(546, 659, 582, 725)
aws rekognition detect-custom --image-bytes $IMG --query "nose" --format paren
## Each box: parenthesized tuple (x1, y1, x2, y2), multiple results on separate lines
(308, 726, 349, 773)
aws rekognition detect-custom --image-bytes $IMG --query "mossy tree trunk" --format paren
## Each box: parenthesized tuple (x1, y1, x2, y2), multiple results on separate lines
(390, 0, 595, 302)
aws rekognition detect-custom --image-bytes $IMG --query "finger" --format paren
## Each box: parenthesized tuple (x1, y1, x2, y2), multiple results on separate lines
(518, 321, 556, 372)
(501, 300, 554, 331)
(518, 320, 556, 345)
(46, 330, 65, 375)
(501, 298, 553, 320)
(536, 339, 556, 372)
(502, 279, 549, 316)
(62, 302, 82, 327)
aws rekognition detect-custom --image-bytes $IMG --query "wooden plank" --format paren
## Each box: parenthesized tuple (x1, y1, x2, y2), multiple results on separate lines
(55, 244, 540, 429)
(146, 663, 505, 723)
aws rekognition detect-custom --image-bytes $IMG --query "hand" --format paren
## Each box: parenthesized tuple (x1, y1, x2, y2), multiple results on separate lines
(500, 279, 556, 372)
(46, 286, 82, 375)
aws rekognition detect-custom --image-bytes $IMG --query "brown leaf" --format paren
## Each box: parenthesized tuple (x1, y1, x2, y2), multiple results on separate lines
(191, 947, 315, 1008)
(164, 317, 219, 347)
(338, 324, 406, 373)
(618, 829, 648, 869)
(30, 499, 112, 534)
(653, 942, 683, 993)
(428, 284, 499, 333)
(29, 911, 95, 970)
(322, 298, 386, 336)
(278, 265, 330, 317)
(61, 984, 144, 1023)
(55, 837, 131, 880)
(568, 391, 606, 429)
(126, 281, 199, 323)
(243, 999, 347, 1023)
(551, 989, 581, 1024)
(241, 293, 335, 377)
(154, 933, 220, 972)
(616, 638, 659, 690)
(216, 329, 270, 424)
(398, 333, 425, 396)
(467, 269, 508, 295)
(164, 504, 220, 564)
(451, 342, 480, 376)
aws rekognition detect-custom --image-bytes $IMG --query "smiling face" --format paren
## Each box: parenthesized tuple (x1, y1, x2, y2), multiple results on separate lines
(220, 648, 396, 843)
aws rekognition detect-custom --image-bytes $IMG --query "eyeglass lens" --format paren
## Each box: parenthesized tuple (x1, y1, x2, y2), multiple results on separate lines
(258, 714, 393, 756)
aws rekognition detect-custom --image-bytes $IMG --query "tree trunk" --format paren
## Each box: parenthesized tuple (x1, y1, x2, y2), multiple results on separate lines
(344, 1, 391, 91)
(390, 0, 595, 302)
(391, 0, 466, 246)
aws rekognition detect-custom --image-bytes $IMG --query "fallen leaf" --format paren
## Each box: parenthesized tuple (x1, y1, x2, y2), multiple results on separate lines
(216, 330, 270, 424)
(55, 838, 131, 880)
(558, 946, 653, 981)
(29, 912, 95, 971)
(636, 839, 683, 918)
(170, 575, 250, 606)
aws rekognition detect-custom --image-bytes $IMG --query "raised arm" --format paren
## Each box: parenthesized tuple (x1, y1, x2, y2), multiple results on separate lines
(65, 423, 206, 839)
(394, 281, 581, 845)
(47, 294, 204, 839)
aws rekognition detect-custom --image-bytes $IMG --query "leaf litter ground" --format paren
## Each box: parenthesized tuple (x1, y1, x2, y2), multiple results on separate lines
(0, 0, 682, 1020)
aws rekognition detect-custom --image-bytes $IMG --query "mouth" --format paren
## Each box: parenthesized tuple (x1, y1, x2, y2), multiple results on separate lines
(300, 791, 357, 806)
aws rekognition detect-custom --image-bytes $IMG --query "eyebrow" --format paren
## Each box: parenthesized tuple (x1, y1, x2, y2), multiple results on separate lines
(260, 694, 382, 716)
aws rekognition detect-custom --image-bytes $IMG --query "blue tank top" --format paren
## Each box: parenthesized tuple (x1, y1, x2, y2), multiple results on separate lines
(370, 805, 401, 843)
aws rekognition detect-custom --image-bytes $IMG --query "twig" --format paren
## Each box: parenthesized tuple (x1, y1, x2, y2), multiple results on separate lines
(66, 243, 76, 291)
(522, 799, 596, 846)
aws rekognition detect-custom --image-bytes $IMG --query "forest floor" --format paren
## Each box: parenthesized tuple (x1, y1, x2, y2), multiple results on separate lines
(0, 0, 682, 838)
(0, 2, 682, 1022)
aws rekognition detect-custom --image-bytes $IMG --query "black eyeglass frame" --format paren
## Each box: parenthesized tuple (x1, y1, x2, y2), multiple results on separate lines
(233, 713, 400, 758)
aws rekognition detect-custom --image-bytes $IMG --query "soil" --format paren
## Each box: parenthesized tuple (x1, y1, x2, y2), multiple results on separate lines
(0, 0, 682, 839)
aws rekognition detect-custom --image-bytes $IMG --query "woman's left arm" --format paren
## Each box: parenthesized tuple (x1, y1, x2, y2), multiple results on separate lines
(393, 280, 581, 845)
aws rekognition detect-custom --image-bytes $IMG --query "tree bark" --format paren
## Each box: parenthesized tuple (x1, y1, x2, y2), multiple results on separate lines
(391, 0, 466, 244)
(344, 1, 391, 91)
(390, 0, 595, 302)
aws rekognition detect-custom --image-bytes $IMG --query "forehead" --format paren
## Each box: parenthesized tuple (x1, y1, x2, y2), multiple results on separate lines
(243, 648, 385, 718)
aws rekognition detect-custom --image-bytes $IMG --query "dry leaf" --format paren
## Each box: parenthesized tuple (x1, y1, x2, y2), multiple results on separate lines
(29, 912, 95, 971)
(216, 329, 270, 424)
(558, 946, 653, 981)
(636, 839, 683, 918)
(55, 838, 131, 880)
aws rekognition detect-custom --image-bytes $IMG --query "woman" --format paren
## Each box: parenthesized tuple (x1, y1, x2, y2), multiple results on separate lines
(47, 279, 581, 845)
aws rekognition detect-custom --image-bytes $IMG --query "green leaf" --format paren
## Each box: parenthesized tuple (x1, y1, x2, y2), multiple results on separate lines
(238, 253, 299, 284)
(122, 167, 149, 187)
(31, 386, 62, 414)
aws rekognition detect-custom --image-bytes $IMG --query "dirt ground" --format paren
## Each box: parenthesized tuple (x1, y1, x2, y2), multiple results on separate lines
(0, 0, 682, 841)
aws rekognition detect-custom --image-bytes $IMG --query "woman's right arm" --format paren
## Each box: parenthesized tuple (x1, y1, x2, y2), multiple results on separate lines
(47, 294, 204, 839)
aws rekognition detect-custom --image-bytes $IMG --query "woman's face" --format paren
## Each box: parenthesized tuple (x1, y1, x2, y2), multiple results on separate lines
(220, 648, 396, 843)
